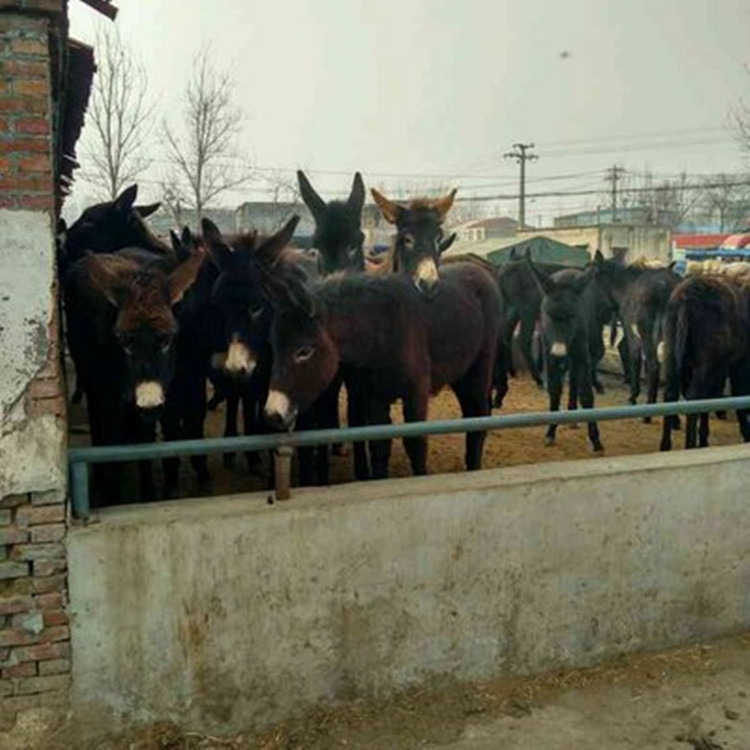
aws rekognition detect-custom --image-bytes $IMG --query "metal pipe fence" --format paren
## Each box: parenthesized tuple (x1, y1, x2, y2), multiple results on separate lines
(68, 396, 750, 519)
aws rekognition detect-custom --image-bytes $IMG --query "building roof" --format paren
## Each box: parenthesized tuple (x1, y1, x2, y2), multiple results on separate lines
(673, 233, 731, 249)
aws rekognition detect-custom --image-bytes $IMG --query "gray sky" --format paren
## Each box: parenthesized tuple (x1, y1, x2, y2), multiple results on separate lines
(68, 0, 750, 225)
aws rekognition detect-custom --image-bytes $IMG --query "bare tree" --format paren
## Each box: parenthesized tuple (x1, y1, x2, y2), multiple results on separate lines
(265, 169, 301, 205)
(163, 49, 252, 218)
(627, 171, 700, 230)
(700, 173, 750, 231)
(83, 23, 154, 199)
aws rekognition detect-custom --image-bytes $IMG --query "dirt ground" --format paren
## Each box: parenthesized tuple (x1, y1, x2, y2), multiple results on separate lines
(5, 632, 750, 750)
(68, 364, 747, 503)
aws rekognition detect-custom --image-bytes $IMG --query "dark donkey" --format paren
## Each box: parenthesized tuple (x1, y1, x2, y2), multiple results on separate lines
(259, 253, 502, 479)
(660, 275, 750, 451)
(527, 257, 604, 452)
(594, 253, 680, 419)
(202, 217, 341, 485)
(64, 244, 206, 502)
(298, 169, 366, 274)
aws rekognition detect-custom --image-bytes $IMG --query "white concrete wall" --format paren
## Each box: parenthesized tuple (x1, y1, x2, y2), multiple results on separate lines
(0, 209, 64, 496)
(68, 446, 750, 732)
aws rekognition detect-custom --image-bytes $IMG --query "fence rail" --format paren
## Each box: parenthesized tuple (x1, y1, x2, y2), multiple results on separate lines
(68, 396, 750, 519)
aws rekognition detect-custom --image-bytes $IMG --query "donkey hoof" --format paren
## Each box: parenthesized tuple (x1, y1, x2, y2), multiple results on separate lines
(642, 416, 652, 424)
(594, 384, 605, 395)
(332, 443, 349, 457)
(568, 422, 579, 430)
(544, 436, 556, 447)
(591, 443, 605, 454)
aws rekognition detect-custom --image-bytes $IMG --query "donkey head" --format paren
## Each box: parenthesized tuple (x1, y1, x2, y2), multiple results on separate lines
(526, 252, 595, 359)
(371, 188, 457, 298)
(252, 226, 339, 430)
(64, 184, 162, 263)
(85, 246, 205, 420)
(203, 216, 300, 381)
(298, 170, 366, 275)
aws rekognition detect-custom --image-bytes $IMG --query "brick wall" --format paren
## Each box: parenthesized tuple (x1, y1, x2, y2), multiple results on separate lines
(0, 4, 69, 718)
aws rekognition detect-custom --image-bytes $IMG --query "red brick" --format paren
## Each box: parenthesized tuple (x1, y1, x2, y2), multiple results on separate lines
(29, 524, 64, 544)
(2, 660, 36, 678)
(13, 673, 68, 696)
(0, 495, 28, 510)
(0, 60, 48, 78)
(0, 596, 32, 616)
(13, 79, 48, 98)
(28, 377, 60, 399)
(28, 395, 64, 418)
(31, 575, 65, 595)
(18, 153, 49, 173)
(11, 640, 68, 663)
(0, 628, 38, 647)
(0, 97, 47, 113)
(0, 139, 50, 156)
(0, 577, 32, 597)
(15, 504, 64, 527)
(9, 39, 48, 57)
(32, 559, 65, 577)
(38, 626, 68, 643)
(10, 543, 64, 562)
(15, 117, 49, 135)
(33, 593, 61, 610)
(0, 562, 28, 581)
(0, 154, 11, 172)
(37, 658, 68, 676)
(0, 173, 49, 191)
(0, 527, 27, 545)
(42, 610, 67, 627)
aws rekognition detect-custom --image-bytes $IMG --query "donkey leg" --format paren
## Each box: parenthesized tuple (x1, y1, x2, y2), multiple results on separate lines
(452, 375, 492, 471)
(685, 414, 698, 449)
(505, 312, 519, 378)
(567, 364, 579, 428)
(641, 341, 660, 424)
(346, 381, 370, 481)
(402, 388, 429, 476)
(545, 356, 564, 446)
(576, 364, 603, 453)
(698, 412, 710, 448)
(242, 393, 263, 474)
(222, 389, 240, 468)
(519, 318, 543, 387)
(368, 399, 393, 480)
(160, 397, 182, 500)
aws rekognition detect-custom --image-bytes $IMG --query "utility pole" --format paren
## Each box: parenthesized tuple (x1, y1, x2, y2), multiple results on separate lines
(504, 143, 538, 227)
(605, 165, 626, 222)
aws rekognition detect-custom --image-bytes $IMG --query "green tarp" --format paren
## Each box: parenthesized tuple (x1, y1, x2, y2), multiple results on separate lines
(486, 236, 590, 268)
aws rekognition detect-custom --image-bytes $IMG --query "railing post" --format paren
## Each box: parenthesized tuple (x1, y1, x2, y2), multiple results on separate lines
(70, 460, 90, 520)
(273, 446, 293, 501)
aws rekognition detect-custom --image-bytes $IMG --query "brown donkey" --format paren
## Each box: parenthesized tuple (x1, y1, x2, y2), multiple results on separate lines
(258, 252, 502, 479)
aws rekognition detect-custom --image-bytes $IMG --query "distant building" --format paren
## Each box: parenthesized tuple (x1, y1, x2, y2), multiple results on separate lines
(451, 216, 526, 243)
(149, 207, 237, 236)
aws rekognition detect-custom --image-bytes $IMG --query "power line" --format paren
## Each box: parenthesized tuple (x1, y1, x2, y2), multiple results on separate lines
(605, 165, 626, 222)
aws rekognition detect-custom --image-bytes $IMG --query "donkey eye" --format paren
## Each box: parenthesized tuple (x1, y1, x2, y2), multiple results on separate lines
(401, 234, 415, 250)
(294, 345, 315, 362)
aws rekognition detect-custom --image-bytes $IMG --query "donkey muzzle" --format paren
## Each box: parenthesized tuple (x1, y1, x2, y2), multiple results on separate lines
(264, 389, 298, 431)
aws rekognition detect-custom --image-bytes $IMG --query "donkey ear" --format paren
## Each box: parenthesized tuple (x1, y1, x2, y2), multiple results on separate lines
(571, 265, 596, 294)
(169, 230, 183, 257)
(509, 247, 519, 261)
(167, 247, 206, 305)
(431, 188, 457, 222)
(593, 249, 604, 265)
(526, 256, 556, 296)
(135, 202, 161, 219)
(113, 184, 138, 214)
(438, 233, 456, 255)
(255, 215, 301, 268)
(297, 170, 327, 222)
(668, 260, 677, 270)
(201, 218, 232, 269)
(371, 188, 402, 224)
(348, 172, 365, 214)
(85, 253, 135, 308)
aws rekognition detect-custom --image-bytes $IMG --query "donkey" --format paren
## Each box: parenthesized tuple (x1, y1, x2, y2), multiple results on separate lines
(64, 245, 205, 502)
(370, 188, 457, 297)
(660, 275, 750, 451)
(526, 257, 604, 452)
(259, 250, 502, 479)
(594, 253, 680, 419)
(202, 217, 342, 485)
(298, 170, 366, 274)
(60, 184, 165, 270)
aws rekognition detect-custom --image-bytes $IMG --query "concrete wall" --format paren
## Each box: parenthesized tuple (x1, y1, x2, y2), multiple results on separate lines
(68, 445, 750, 732)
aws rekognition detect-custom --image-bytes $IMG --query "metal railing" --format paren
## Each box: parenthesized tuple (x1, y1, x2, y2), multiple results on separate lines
(68, 396, 750, 520)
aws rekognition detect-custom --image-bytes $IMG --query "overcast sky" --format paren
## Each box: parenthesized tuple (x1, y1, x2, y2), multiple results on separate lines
(68, 0, 750, 225)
